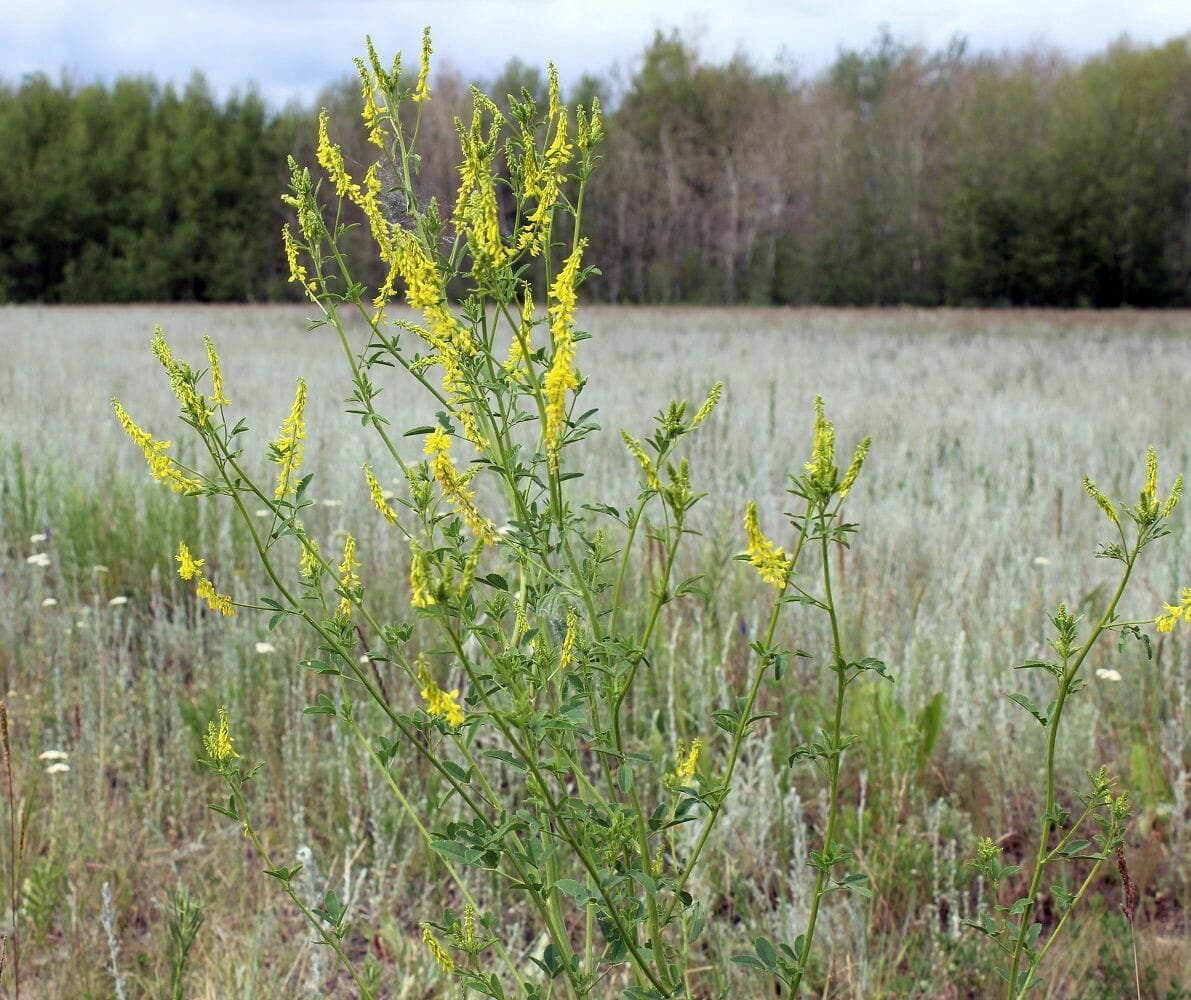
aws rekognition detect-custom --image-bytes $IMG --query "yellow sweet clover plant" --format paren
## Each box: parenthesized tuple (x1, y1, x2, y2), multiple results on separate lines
(109, 31, 1186, 1000)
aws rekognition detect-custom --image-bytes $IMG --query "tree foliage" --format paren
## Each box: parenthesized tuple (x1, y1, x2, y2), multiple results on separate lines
(2, 31, 1190, 305)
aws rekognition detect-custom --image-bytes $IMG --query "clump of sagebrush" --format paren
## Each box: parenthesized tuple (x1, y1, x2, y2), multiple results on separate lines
(968, 450, 1186, 999)
(108, 29, 1188, 1000)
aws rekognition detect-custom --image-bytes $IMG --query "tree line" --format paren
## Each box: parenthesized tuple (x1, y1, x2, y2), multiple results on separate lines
(2, 30, 1189, 306)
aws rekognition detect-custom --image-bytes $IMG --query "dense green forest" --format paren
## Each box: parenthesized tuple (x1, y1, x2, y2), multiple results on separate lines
(2, 30, 1190, 306)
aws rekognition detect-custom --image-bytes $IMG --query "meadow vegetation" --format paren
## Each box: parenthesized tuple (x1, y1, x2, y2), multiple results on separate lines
(0, 304, 1187, 997)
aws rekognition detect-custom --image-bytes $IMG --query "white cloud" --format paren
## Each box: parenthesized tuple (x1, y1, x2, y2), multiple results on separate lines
(1, 0, 1187, 109)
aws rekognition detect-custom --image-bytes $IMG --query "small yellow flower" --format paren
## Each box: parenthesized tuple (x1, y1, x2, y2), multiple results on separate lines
(202, 706, 240, 765)
(272, 379, 308, 500)
(745, 500, 792, 588)
(152, 328, 212, 427)
(175, 542, 205, 581)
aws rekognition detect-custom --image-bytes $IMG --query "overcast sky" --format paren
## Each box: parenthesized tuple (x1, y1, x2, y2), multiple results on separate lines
(2, 0, 1188, 109)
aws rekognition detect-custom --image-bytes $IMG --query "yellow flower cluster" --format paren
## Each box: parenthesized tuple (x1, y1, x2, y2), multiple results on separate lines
(412, 28, 432, 103)
(805, 395, 836, 494)
(409, 544, 434, 608)
(315, 109, 362, 202)
(418, 661, 465, 727)
(202, 706, 240, 765)
(176, 542, 235, 616)
(336, 534, 361, 619)
(152, 328, 212, 427)
(840, 435, 873, 498)
(675, 739, 703, 781)
(363, 464, 398, 524)
(421, 923, 454, 973)
(1084, 477, 1119, 525)
(204, 336, 230, 407)
(745, 501, 792, 589)
(513, 66, 573, 256)
(299, 536, 321, 579)
(559, 605, 578, 669)
(424, 427, 498, 543)
(544, 242, 585, 470)
(689, 381, 723, 430)
(112, 401, 202, 494)
(1156, 588, 1191, 633)
(621, 431, 660, 491)
(272, 379, 307, 500)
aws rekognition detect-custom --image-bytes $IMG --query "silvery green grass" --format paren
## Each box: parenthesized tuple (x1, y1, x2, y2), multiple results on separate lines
(105, 32, 1190, 999)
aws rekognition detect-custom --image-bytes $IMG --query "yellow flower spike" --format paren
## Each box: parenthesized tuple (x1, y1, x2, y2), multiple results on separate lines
(512, 599, 529, 644)
(412, 27, 432, 103)
(363, 464, 398, 524)
(272, 379, 307, 500)
(1163, 474, 1184, 519)
(202, 706, 240, 765)
(423, 428, 498, 543)
(315, 109, 361, 201)
(421, 923, 454, 973)
(689, 381, 723, 430)
(299, 536, 322, 579)
(676, 739, 703, 781)
(839, 435, 873, 499)
(195, 576, 235, 616)
(409, 544, 435, 608)
(356, 60, 385, 147)
(621, 431, 660, 491)
(544, 241, 585, 470)
(805, 395, 836, 494)
(175, 542, 205, 581)
(151, 328, 212, 427)
(282, 224, 314, 295)
(745, 500, 792, 589)
(336, 534, 362, 618)
(1083, 477, 1120, 526)
(203, 336, 230, 407)
(111, 400, 203, 494)
(559, 605, 578, 669)
(1144, 447, 1158, 498)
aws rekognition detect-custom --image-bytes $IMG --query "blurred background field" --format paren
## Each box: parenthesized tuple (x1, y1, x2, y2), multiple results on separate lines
(0, 303, 1188, 997)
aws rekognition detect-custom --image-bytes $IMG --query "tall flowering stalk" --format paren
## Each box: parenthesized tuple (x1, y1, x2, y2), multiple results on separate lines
(110, 30, 1186, 1000)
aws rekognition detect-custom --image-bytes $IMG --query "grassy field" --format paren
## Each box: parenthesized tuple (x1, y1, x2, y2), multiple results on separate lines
(0, 304, 1188, 997)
